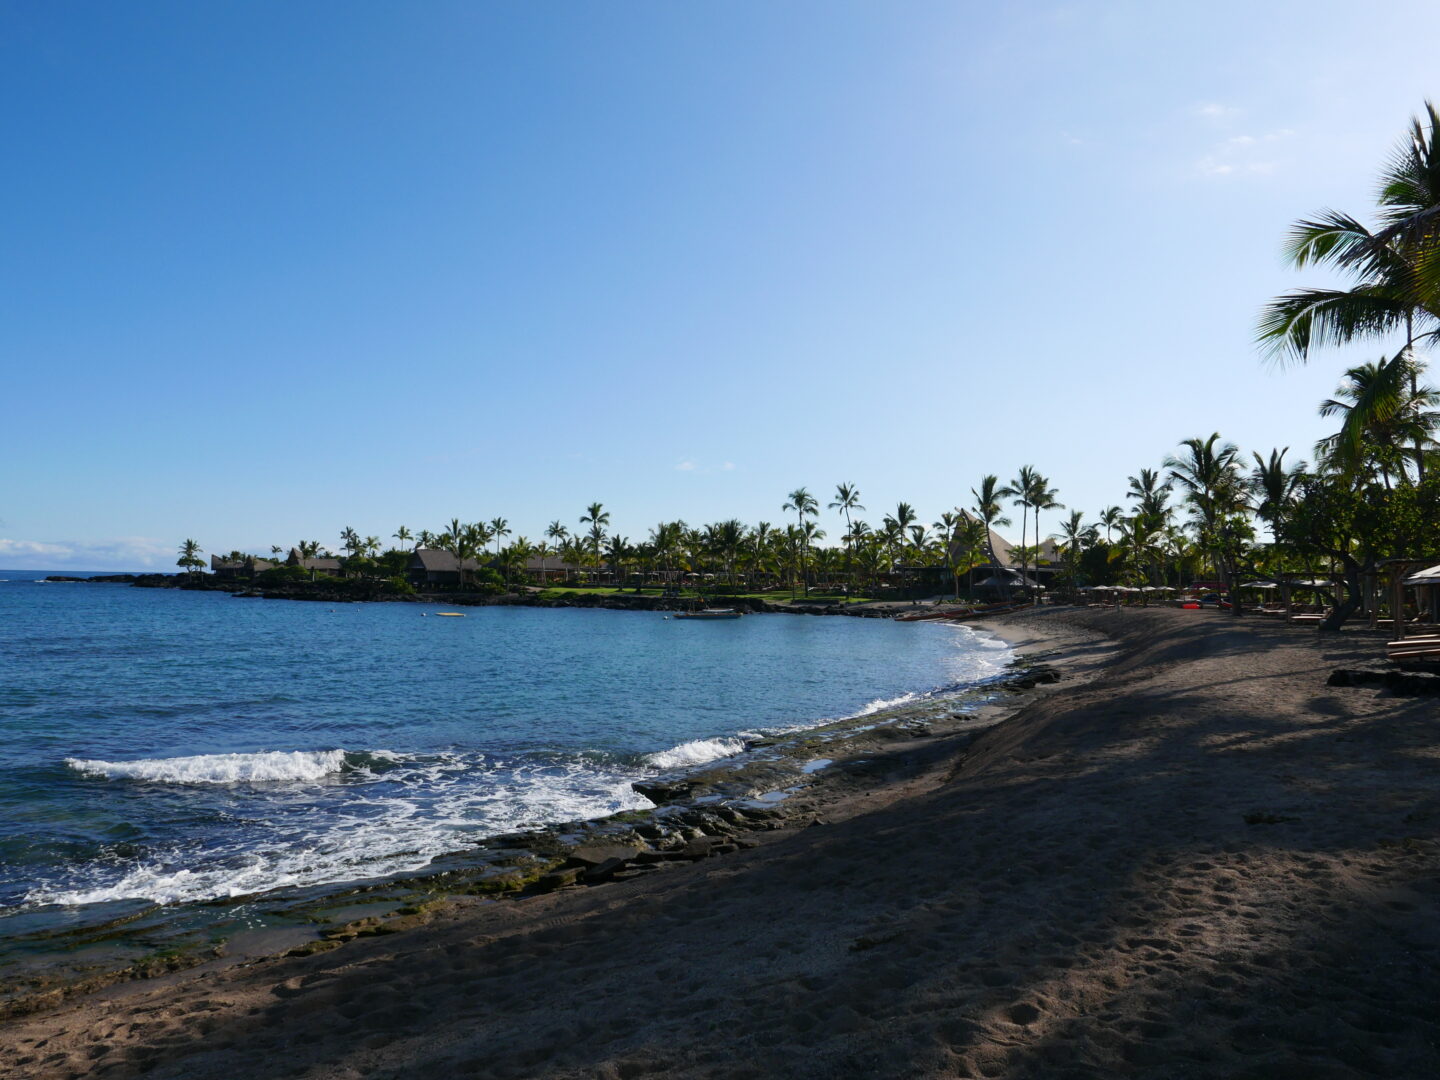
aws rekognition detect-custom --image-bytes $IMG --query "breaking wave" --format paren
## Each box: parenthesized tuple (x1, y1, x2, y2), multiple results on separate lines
(644, 737, 745, 769)
(64, 749, 359, 785)
(851, 691, 921, 716)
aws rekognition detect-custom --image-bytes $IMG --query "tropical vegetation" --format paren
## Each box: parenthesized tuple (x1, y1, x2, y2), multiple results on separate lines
(184, 104, 1440, 631)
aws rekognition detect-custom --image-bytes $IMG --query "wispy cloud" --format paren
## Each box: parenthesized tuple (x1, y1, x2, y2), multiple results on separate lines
(1192, 102, 1242, 121)
(0, 536, 175, 570)
(1196, 129, 1294, 178)
(674, 459, 735, 474)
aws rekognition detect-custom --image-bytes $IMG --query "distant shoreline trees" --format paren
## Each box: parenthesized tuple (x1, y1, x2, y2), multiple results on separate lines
(181, 104, 1440, 628)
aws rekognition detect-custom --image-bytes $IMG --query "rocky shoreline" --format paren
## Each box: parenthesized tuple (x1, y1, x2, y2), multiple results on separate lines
(0, 636, 1074, 1021)
(45, 573, 919, 615)
(12, 609, 1440, 1079)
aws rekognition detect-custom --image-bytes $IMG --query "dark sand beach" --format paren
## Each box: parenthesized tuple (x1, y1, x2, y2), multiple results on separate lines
(4, 606, 1439, 1079)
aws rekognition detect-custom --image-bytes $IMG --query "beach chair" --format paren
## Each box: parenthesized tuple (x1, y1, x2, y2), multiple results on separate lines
(1387, 635, 1440, 662)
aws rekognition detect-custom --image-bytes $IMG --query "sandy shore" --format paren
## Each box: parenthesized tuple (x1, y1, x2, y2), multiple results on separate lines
(4, 607, 1439, 1079)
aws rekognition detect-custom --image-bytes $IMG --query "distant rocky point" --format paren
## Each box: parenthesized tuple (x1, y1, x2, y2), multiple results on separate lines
(43, 574, 172, 584)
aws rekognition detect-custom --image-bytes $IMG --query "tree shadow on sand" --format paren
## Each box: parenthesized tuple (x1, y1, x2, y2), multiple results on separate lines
(18, 610, 1440, 1080)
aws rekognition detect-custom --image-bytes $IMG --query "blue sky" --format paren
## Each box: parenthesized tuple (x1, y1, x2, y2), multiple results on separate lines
(4, 1, 1439, 569)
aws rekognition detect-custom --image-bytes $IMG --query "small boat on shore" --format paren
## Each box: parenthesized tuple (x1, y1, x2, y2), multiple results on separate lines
(674, 608, 743, 620)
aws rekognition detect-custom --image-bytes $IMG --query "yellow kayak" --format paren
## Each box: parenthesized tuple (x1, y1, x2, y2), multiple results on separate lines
(434, 612, 466, 617)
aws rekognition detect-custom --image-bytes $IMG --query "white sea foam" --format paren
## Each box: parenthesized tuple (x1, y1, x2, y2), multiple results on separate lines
(851, 690, 921, 717)
(64, 749, 350, 785)
(645, 737, 745, 769)
(31, 752, 653, 907)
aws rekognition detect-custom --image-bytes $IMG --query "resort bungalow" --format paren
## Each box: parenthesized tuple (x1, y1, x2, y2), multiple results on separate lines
(210, 554, 276, 580)
(285, 549, 342, 577)
(407, 548, 486, 588)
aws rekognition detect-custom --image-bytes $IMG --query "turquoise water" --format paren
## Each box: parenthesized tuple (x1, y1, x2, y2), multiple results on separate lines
(0, 574, 1012, 912)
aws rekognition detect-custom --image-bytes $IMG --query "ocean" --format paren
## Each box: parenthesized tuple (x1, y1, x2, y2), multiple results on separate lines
(0, 573, 1012, 916)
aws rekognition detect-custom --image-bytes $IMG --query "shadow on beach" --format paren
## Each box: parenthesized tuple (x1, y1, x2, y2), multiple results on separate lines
(5, 608, 1439, 1079)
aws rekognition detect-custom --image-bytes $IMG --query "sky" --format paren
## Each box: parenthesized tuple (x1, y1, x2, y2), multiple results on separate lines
(3, 1, 1440, 569)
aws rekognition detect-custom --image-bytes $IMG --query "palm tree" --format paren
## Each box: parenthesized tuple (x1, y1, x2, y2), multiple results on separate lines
(782, 487, 819, 594)
(489, 517, 511, 557)
(1249, 448, 1306, 540)
(1126, 468, 1171, 519)
(176, 538, 204, 580)
(708, 519, 746, 587)
(750, 522, 774, 590)
(970, 476, 1012, 570)
(829, 483, 864, 600)
(580, 503, 610, 564)
(546, 521, 569, 578)
(1054, 510, 1097, 591)
(339, 526, 362, 558)
(998, 467, 1036, 582)
(801, 519, 826, 592)
(1316, 352, 1438, 486)
(1259, 102, 1440, 478)
(948, 516, 989, 600)
(1165, 434, 1247, 612)
(393, 526, 413, 551)
(443, 519, 468, 589)
(889, 501, 917, 535)
(559, 537, 586, 581)
(504, 536, 534, 585)
(604, 534, 631, 587)
(534, 540, 554, 585)
(1097, 506, 1123, 544)
(1025, 472, 1063, 595)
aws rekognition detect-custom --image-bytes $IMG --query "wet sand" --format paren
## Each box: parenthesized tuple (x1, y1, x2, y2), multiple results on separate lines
(3, 607, 1438, 1079)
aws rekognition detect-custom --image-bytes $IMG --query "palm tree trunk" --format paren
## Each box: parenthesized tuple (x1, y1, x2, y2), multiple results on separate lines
(1019, 506, 1028, 598)
(1407, 312, 1426, 481)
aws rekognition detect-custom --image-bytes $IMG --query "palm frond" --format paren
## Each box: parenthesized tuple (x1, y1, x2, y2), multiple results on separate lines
(1257, 286, 1412, 364)
(1376, 102, 1440, 221)
(1282, 210, 1377, 269)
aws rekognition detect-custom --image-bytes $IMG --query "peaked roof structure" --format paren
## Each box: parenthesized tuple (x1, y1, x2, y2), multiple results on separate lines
(409, 548, 484, 572)
(948, 511, 1062, 570)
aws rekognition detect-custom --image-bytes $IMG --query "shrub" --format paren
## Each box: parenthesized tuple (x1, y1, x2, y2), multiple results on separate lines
(258, 565, 310, 585)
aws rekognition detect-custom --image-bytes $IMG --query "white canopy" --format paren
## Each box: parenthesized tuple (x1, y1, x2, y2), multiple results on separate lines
(1402, 563, 1440, 586)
